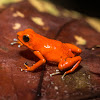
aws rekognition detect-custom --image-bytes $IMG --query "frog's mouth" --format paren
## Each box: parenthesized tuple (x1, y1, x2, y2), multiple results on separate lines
(11, 38, 23, 48)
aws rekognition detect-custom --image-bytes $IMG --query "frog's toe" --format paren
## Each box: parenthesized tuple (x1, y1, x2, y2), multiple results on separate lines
(61, 74, 66, 80)
(20, 63, 31, 72)
(21, 68, 28, 72)
(50, 71, 61, 77)
(24, 62, 29, 68)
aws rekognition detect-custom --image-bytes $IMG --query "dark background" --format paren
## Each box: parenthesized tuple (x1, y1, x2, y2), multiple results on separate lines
(50, 0, 100, 18)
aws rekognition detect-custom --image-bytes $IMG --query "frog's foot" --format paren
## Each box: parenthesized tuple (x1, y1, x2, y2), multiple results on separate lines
(50, 70, 68, 80)
(11, 38, 23, 47)
(50, 70, 61, 77)
(21, 62, 31, 72)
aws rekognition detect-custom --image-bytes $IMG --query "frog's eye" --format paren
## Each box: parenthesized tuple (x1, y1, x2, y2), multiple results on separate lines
(23, 35, 29, 42)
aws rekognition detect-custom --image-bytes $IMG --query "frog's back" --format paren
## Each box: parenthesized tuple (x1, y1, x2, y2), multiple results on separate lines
(40, 39, 74, 62)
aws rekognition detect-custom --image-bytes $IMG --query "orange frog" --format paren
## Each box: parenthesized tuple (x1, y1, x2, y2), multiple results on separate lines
(11, 29, 82, 79)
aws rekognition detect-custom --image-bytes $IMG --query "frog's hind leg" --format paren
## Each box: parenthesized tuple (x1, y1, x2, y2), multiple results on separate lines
(65, 43, 82, 54)
(58, 56, 82, 79)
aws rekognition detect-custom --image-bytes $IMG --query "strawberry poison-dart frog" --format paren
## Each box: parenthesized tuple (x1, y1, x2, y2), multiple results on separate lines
(11, 29, 82, 79)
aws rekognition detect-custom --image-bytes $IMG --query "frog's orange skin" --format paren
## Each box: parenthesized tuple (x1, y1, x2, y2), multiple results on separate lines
(14, 29, 82, 78)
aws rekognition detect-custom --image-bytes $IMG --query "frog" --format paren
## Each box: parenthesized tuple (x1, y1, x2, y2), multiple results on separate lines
(11, 29, 82, 79)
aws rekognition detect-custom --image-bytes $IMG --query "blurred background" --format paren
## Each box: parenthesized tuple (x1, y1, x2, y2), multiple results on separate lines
(50, 0, 100, 18)
(0, 0, 100, 18)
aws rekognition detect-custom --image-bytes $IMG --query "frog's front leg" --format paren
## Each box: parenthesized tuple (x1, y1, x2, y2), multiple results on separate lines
(58, 56, 82, 79)
(21, 51, 46, 71)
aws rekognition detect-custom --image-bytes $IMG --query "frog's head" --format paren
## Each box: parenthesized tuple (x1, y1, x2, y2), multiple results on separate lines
(17, 29, 37, 49)
(11, 29, 36, 49)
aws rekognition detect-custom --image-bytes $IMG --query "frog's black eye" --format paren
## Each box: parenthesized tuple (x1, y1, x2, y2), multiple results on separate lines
(23, 35, 29, 42)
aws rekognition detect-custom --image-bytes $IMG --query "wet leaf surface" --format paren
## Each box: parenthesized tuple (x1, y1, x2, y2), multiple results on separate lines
(0, 0, 100, 100)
